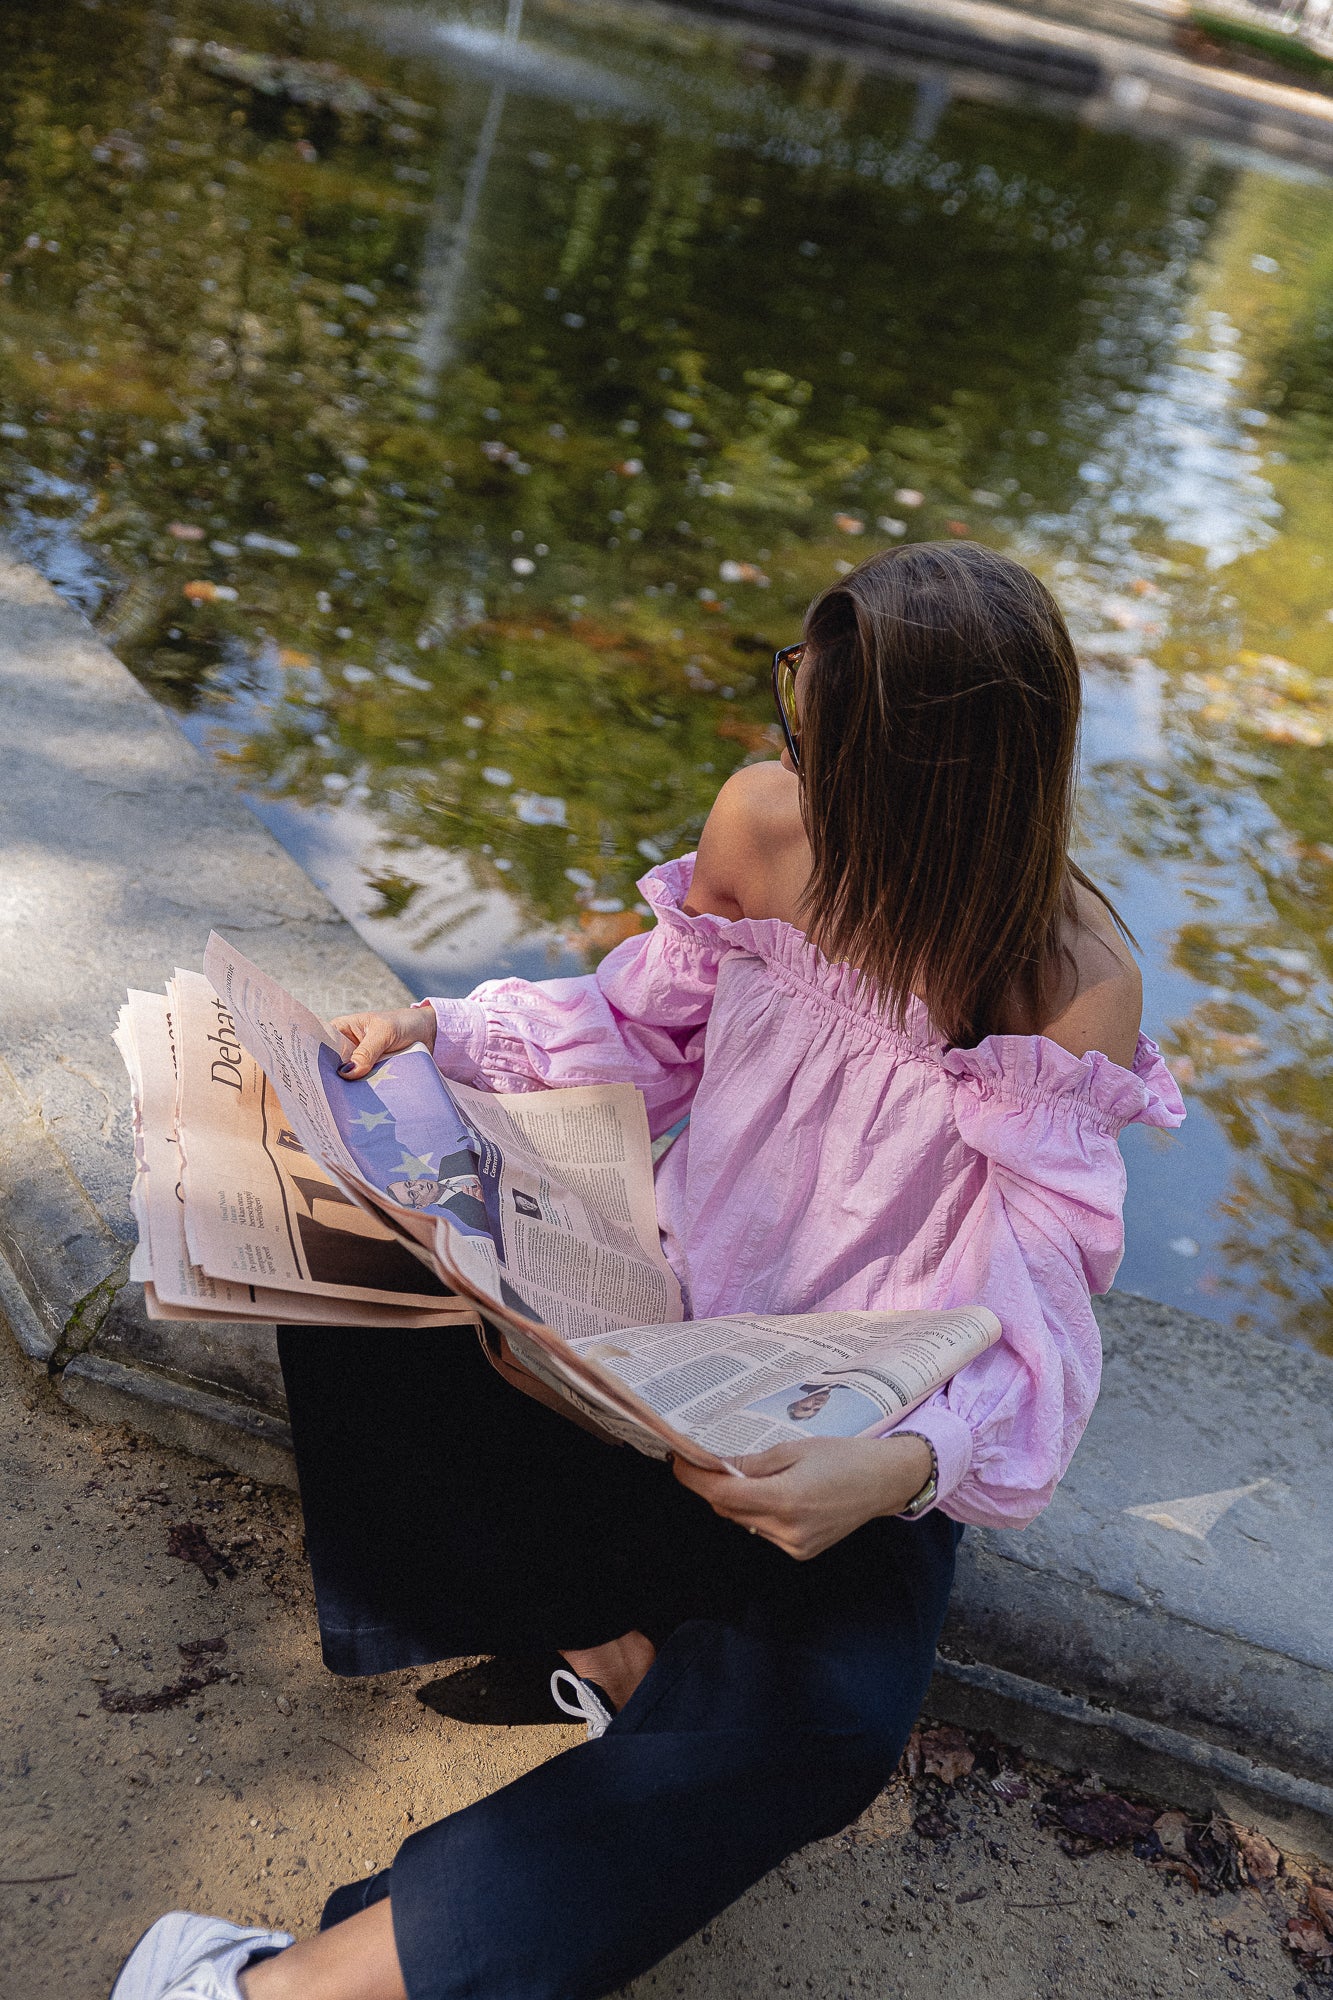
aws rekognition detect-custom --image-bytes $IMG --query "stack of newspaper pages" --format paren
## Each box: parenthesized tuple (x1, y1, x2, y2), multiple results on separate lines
(116, 936, 1001, 1473)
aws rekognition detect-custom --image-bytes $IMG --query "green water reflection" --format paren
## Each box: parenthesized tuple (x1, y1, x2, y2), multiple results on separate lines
(1, 0, 1330, 1351)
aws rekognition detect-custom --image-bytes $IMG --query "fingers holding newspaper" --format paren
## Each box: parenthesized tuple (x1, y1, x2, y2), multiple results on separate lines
(672, 1434, 935, 1561)
(329, 1005, 437, 1080)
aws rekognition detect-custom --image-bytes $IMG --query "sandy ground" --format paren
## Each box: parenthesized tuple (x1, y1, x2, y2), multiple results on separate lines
(3, 1327, 1329, 2000)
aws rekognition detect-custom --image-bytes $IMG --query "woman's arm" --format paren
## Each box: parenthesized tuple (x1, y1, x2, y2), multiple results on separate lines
(680, 1007, 1181, 1554)
(332, 764, 807, 1090)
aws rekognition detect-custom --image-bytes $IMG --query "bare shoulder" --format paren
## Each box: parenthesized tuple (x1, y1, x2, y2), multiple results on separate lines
(684, 763, 807, 921)
(1039, 882, 1143, 1069)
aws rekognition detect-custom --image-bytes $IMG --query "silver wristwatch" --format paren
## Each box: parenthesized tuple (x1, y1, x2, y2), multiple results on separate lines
(896, 1434, 940, 1520)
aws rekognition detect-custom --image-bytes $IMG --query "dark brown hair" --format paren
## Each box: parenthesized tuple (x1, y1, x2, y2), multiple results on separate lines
(798, 540, 1130, 1048)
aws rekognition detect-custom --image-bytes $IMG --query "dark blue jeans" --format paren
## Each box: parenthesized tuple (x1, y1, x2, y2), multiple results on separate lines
(278, 1327, 961, 2000)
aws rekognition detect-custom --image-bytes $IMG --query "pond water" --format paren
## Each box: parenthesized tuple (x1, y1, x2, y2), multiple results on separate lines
(2, 0, 1331, 1353)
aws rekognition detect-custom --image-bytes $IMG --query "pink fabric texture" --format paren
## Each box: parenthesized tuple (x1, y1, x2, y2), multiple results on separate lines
(425, 856, 1184, 1528)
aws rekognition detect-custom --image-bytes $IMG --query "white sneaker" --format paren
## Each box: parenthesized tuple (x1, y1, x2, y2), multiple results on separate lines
(550, 1668, 614, 1740)
(110, 1911, 294, 2000)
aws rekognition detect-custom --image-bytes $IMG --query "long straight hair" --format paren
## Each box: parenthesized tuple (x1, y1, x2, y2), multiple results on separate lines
(798, 541, 1130, 1048)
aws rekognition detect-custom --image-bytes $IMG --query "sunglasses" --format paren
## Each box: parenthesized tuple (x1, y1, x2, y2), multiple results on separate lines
(771, 641, 805, 769)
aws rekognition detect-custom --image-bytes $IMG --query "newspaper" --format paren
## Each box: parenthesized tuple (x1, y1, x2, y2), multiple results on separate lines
(187, 934, 1002, 1473)
(201, 934, 683, 1343)
(567, 1308, 999, 1459)
(115, 988, 474, 1327)
(167, 969, 471, 1317)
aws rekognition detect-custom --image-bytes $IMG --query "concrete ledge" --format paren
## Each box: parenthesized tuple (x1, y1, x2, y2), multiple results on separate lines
(0, 546, 407, 1474)
(929, 1658, 1333, 1864)
(0, 1050, 127, 1364)
(60, 1351, 296, 1491)
(660, 0, 1333, 173)
(1, 550, 1330, 1846)
(941, 1291, 1333, 1848)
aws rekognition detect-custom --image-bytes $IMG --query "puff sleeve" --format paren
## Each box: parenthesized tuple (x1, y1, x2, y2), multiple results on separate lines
(422, 857, 720, 1137)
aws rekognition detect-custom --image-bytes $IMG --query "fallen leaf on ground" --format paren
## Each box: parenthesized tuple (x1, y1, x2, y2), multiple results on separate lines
(1309, 1883, 1333, 1935)
(100, 1641, 230, 1713)
(1145, 1810, 1244, 1893)
(1232, 1822, 1280, 1883)
(1286, 1915, 1333, 1960)
(920, 1725, 975, 1785)
(166, 1520, 235, 1587)
(1155, 1810, 1192, 1859)
(1036, 1785, 1158, 1853)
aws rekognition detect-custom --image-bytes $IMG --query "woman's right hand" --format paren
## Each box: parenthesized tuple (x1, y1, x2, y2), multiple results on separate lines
(329, 1004, 437, 1081)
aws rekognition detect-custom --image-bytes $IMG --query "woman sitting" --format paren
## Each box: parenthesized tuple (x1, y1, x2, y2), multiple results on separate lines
(113, 541, 1182, 2000)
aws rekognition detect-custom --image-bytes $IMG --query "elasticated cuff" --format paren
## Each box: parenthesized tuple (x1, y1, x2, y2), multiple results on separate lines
(418, 996, 491, 1086)
(881, 1403, 974, 1515)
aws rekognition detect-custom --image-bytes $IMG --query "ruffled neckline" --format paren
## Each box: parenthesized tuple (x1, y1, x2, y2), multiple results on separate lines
(641, 855, 1185, 1134)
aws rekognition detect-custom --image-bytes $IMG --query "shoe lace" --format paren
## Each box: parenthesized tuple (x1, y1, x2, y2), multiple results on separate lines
(549, 1668, 613, 1740)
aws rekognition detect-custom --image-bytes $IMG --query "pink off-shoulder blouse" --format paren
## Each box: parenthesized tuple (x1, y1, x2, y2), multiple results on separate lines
(425, 856, 1184, 1528)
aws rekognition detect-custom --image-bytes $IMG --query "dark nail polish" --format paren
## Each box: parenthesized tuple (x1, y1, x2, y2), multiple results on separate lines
(337, 1062, 355, 1077)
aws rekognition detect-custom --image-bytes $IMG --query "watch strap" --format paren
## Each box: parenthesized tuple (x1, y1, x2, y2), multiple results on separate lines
(894, 1433, 940, 1520)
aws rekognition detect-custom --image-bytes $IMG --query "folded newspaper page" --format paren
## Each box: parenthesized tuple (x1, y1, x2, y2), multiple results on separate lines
(167, 968, 470, 1318)
(198, 934, 1002, 1473)
(567, 1308, 999, 1459)
(202, 933, 684, 1342)
(116, 989, 468, 1328)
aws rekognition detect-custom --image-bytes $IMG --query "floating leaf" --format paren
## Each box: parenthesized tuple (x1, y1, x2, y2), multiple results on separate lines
(514, 793, 566, 827)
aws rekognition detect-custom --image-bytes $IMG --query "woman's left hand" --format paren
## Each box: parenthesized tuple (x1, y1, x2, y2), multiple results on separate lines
(672, 1433, 934, 1560)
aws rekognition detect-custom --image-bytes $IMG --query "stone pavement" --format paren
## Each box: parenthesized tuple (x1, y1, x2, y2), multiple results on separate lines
(0, 553, 1330, 1860)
